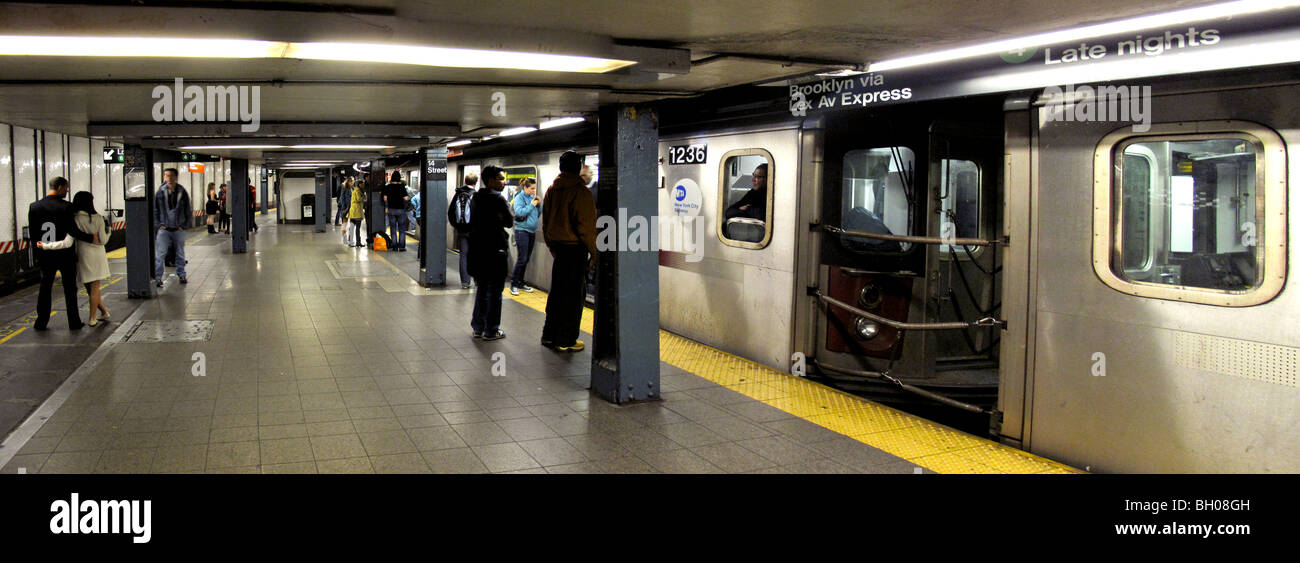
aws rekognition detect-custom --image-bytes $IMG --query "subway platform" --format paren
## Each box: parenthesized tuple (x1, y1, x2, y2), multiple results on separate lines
(0, 223, 1076, 474)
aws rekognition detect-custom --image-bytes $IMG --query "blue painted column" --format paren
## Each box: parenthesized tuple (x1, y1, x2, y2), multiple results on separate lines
(419, 147, 448, 286)
(591, 105, 660, 403)
(230, 159, 248, 254)
(123, 145, 155, 298)
(260, 169, 268, 214)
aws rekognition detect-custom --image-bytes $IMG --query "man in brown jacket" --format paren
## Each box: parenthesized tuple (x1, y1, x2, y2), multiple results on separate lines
(540, 151, 597, 352)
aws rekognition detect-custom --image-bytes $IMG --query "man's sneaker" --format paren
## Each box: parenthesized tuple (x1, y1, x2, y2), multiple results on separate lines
(540, 339, 554, 348)
(461, 283, 472, 290)
(555, 340, 585, 352)
(521, 285, 535, 293)
(509, 286, 520, 296)
(472, 331, 483, 339)
(482, 330, 506, 341)
(155, 279, 164, 288)
(179, 275, 188, 284)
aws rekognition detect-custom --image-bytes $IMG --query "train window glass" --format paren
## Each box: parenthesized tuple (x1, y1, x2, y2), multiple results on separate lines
(1095, 122, 1286, 306)
(938, 159, 980, 254)
(841, 146, 915, 253)
(504, 166, 537, 201)
(718, 149, 774, 248)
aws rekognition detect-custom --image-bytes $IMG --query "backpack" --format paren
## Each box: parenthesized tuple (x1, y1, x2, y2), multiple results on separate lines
(449, 191, 472, 229)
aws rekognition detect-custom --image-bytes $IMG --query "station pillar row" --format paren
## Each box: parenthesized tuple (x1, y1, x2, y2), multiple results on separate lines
(591, 104, 661, 404)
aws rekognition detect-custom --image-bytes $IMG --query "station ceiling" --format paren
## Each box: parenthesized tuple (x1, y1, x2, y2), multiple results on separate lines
(0, 0, 1219, 163)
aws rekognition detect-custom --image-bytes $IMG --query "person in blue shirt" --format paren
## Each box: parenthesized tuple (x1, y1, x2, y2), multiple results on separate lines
(509, 177, 540, 295)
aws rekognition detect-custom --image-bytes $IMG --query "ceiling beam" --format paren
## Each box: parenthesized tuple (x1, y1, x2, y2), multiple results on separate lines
(89, 122, 461, 138)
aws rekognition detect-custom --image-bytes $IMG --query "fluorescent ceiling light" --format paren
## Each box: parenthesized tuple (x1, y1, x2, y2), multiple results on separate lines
(445, 140, 473, 147)
(180, 145, 283, 150)
(498, 127, 537, 137)
(539, 117, 585, 129)
(0, 35, 636, 73)
(0, 36, 285, 58)
(284, 42, 635, 73)
(288, 145, 392, 150)
(868, 0, 1300, 71)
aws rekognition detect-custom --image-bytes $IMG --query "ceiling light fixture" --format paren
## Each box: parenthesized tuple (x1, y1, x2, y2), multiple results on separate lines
(180, 145, 283, 150)
(867, 0, 1300, 72)
(539, 117, 585, 129)
(498, 127, 537, 137)
(445, 140, 473, 148)
(0, 36, 636, 73)
(288, 145, 393, 150)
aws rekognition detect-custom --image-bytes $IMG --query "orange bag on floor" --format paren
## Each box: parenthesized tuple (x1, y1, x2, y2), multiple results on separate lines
(372, 235, 388, 251)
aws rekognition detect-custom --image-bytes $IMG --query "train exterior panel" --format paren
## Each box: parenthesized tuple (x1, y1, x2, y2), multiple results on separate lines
(1020, 83, 1300, 472)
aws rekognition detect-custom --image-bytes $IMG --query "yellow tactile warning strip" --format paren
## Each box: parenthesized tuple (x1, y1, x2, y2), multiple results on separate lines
(0, 275, 124, 345)
(505, 287, 1081, 474)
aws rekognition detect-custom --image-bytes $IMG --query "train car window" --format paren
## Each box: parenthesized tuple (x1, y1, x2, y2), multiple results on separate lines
(717, 149, 774, 249)
(1094, 122, 1287, 306)
(938, 158, 980, 254)
(504, 166, 537, 201)
(841, 146, 915, 253)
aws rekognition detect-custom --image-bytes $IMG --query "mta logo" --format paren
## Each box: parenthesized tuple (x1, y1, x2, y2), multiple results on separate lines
(675, 185, 686, 201)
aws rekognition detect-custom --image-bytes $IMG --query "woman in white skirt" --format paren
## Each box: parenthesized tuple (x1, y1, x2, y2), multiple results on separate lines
(36, 192, 112, 326)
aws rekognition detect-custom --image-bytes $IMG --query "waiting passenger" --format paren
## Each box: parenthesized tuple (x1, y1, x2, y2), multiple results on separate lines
(338, 177, 353, 238)
(154, 168, 191, 286)
(448, 173, 477, 289)
(218, 183, 230, 233)
(468, 165, 512, 340)
(347, 179, 366, 248)
(205, 183, 219, 234)
(510, 178, 540, 295)
(541, 151, 597, 352)
(38, 192, 112, 326)
(383, 173, 409, 251)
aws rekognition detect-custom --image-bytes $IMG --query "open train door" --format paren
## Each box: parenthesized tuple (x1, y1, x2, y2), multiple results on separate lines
(995, 99, 1034, 449)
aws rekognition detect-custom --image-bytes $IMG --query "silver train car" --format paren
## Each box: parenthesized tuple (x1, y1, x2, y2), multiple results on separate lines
(446, 66, 1299, 473)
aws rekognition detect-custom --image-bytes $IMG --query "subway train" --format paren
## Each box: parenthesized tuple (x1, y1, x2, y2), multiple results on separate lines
(447, 63, 1300, 473)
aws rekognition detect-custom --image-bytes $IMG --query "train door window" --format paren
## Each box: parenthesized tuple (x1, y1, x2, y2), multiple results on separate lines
(504, 166, 537, 202)
(459, 164, 481, 188)
(938, 158, 980, 254)
(1094, 122, 1286, 306)
(841, 146, 915, 253)
(718, 149, 773, 248)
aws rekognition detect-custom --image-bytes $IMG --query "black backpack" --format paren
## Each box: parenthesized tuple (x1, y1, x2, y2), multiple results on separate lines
(448, 191, 472, 229)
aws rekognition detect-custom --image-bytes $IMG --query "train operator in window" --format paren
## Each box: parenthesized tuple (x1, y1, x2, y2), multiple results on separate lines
(724, 163, 768, 222)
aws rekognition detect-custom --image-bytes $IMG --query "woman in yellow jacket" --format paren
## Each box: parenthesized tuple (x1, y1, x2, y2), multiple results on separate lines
(346, 177, 367, 247)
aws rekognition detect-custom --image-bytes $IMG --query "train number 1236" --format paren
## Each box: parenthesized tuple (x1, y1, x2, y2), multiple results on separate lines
(668, 144, 707, 165)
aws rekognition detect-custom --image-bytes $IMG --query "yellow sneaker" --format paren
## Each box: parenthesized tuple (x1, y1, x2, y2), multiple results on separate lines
(556, 340, 585, 352)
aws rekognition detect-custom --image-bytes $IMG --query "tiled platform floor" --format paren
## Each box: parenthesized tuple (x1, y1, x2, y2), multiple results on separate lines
(0, 222, 920, 474)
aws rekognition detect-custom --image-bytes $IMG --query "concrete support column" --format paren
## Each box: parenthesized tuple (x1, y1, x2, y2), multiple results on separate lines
(419, 147, 448, 286)
(260, 169, 268, 214)
(123, 145, 154, 298)
(591, 105, 660, 404)
(367, 159, 386, 244)
(230, 159, 248, 254)
(314, 170, 327, 233)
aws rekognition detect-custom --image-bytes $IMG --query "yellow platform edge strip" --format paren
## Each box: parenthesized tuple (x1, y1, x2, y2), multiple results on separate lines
(504, 287, 1081, 475)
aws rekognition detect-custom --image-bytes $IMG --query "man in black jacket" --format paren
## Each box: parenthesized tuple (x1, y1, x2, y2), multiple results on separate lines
(447, 173, 477, 288)
(467, 166, 512, 340)
(29, 177, 96, 330)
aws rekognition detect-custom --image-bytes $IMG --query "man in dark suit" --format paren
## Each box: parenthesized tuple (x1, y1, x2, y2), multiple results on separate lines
(28, 177, 96, 331)
(467, 165, 513, 340)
